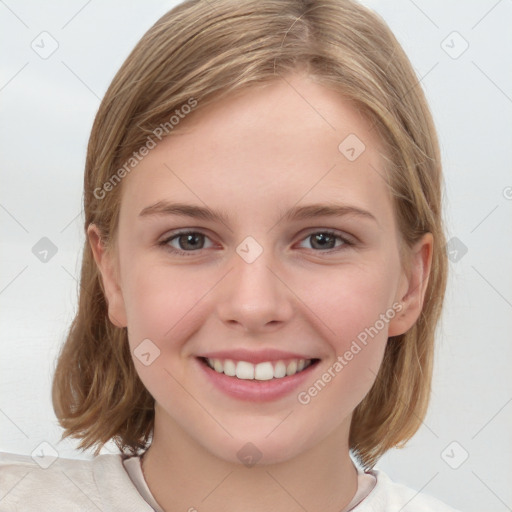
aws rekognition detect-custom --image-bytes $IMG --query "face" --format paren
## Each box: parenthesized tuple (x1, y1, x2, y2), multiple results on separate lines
(89, 73, 432, 465)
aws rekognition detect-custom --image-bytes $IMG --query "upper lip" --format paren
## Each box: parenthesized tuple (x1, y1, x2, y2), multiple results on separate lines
(197, 349, 318, 364)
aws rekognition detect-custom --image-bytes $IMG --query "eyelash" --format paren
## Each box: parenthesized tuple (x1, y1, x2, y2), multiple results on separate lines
(158, 229, 355, 257)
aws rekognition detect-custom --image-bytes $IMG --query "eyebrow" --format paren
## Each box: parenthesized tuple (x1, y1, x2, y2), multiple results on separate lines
(138, 200, 378, 226)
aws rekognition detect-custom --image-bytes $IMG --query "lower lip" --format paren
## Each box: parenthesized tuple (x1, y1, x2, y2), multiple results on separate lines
(196, 357, 319, 402)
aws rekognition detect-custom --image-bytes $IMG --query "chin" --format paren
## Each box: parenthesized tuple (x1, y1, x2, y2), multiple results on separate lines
(200, 430, 316, 467)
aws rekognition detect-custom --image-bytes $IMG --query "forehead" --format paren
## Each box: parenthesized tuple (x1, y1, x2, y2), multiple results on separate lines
(119, 74, 394, 227)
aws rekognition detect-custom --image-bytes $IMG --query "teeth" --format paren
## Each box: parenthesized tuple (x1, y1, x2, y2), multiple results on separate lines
(274, 361, 287, 378)
(286, 360, 297, 376)
(254, 362, 273, 381)
(236, 361, 254, 379)
(223, 359, 236, 377)
(205, 358, 313, 380)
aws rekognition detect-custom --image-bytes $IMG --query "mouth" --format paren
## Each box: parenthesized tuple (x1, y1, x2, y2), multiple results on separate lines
(195, 348, 322, 402)
(199, 356, 319, 380)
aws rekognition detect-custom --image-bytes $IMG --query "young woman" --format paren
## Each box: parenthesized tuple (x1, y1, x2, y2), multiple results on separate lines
(0, 0, 460, 510)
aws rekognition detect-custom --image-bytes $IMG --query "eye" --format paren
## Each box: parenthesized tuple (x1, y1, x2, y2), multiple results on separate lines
(159, 230, 214, 255)
(297, 230, 354, 252)
(159, 229, 355, 256)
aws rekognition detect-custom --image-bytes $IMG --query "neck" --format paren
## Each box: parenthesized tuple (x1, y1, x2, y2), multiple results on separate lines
(141, 411, 358, 512)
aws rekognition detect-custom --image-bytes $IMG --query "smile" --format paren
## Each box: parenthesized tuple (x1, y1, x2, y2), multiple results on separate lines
(202, 357, 315, 380)
(196, 353, 321, 402)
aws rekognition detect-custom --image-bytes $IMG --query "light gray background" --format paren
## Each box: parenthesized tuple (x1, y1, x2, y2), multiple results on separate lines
(1, 1, 511, 511)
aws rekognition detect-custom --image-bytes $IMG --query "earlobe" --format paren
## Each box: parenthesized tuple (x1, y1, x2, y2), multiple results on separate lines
(87, 224, 128, 328)
(388, 232, 433, 337)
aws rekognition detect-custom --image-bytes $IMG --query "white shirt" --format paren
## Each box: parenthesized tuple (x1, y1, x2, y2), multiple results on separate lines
(122, 455, 378, 511)
(0, 452, 461, 511)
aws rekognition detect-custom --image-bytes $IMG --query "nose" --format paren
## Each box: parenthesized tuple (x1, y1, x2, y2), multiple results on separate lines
(216, 244, 294, 334)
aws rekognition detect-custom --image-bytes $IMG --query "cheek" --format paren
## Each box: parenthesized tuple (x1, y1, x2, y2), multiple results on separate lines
(122, 261, 217, 348)
(295, 267, 395, 419)
(121, 263, 214, 404)
(297, 262, 399, 402)
(307, 261, 400, 347)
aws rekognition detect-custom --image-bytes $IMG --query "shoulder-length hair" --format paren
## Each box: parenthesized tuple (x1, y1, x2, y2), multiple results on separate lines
(52, 0, 447, 470)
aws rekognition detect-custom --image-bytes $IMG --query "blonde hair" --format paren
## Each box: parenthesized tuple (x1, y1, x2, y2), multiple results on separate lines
(52, 0, 447, 470)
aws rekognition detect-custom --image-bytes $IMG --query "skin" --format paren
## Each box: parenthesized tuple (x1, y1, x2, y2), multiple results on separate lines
(88, 72, 433, 512)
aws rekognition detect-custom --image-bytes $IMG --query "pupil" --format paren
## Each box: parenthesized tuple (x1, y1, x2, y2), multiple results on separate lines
(313, 233, 333, 249)
(181, 233, 202, 250)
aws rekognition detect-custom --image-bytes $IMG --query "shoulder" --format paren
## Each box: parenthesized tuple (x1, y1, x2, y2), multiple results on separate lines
(0, 451, 102, 511)
(359, 467, 461, 512)
(0, 451, 152, 511)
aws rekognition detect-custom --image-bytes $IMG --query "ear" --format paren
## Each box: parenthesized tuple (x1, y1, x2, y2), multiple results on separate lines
(388, 232, 433, 337)
(87, 223, 128, 328)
